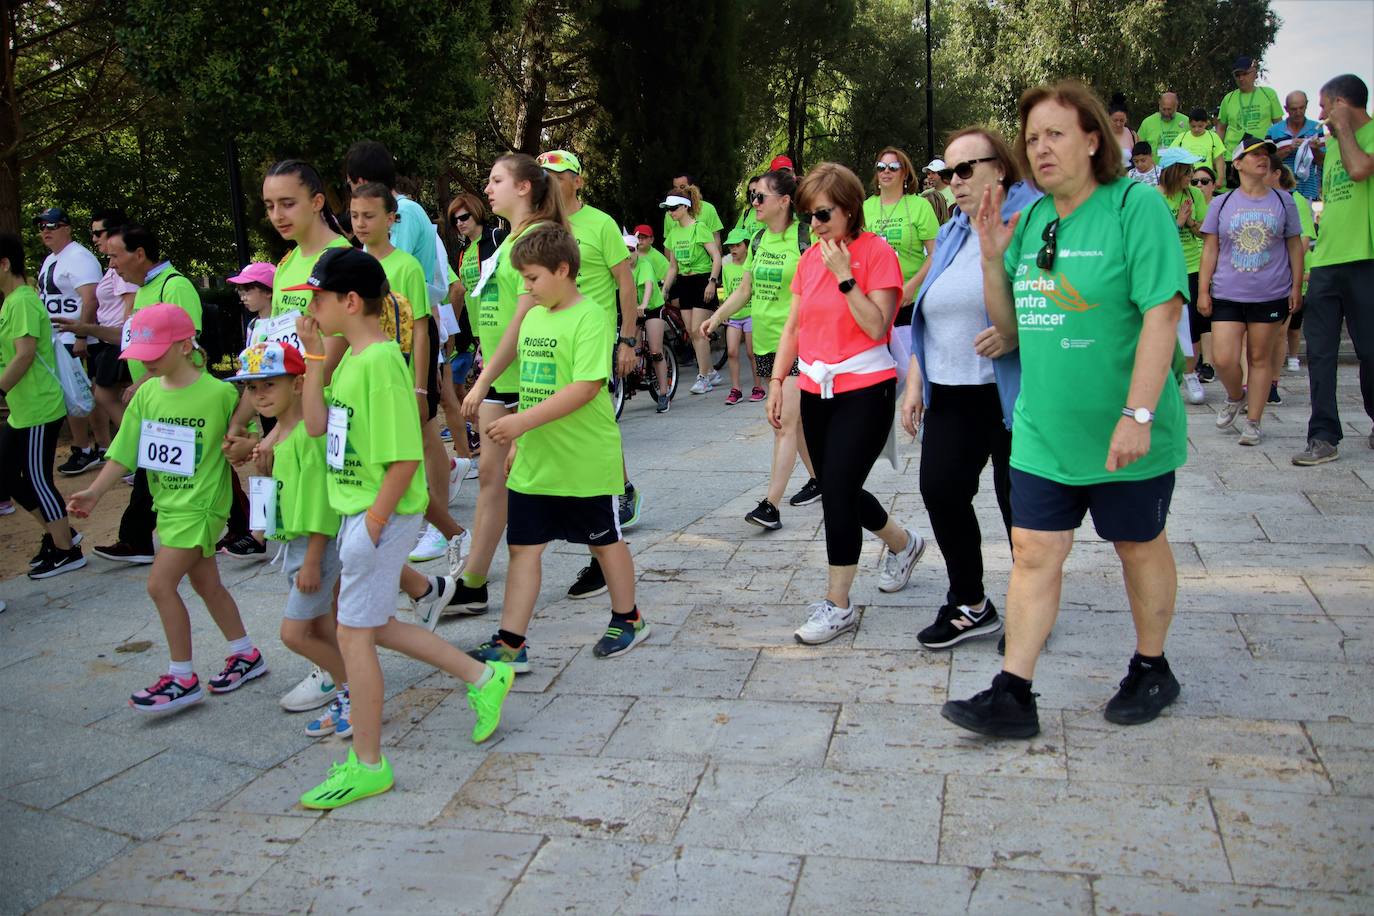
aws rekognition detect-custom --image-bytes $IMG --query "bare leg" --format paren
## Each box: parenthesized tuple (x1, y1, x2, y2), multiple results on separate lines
(280, 616, 345, 686)
(68, 414, 91, 451)
(687, 309, 711, 379)
(336, 624, 384, 763)
(422, 419, 464, 539)
(766, 377, 803, 507)
(1002, 528, 1075, 680)
(726, 324, 742, 390)
(498, 543, 545, 637)
(1210, 321, 1246, 402)
(646, 317, 668, 392)
(744, 330, 757, 388)
(186, 552, 248, 642)
(1244, 321, 1281, 423)
(1115, 533, 1177, 656)
(465, 402, 515, 578)
(374, 617, 486, 682)
(145, 546, 207, 661)
(590, 540, 636, 613)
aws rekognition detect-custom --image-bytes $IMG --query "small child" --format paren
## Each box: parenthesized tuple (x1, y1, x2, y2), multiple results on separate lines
(289, 246, 512, 809)
(468, 223, 650, 674)
(231, 341, 350, 733)
(719, 228, 759, 405)
(227, 262, 277, 345)
(1127, 142, 1162, 186)
(69, 303, 267, 713)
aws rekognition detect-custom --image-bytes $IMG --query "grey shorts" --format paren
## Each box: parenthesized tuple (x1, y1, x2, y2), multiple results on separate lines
(280, 535, 343, 621)
(336, 511, 423, 629)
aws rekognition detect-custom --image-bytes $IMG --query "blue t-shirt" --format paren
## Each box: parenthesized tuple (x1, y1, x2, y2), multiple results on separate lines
(391, 195, 439, 301)
(1266, 119, 1322, 200)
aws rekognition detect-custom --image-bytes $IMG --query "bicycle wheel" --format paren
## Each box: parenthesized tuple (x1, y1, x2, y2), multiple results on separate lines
(662, 346, 679, 399)
(611, 375, 626, 420)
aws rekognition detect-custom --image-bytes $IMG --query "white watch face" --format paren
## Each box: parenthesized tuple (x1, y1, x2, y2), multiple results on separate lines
(1133, 407, 1151, 423)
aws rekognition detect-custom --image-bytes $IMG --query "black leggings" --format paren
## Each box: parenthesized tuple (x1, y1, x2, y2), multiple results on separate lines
(800, 380, 894, 566)
(0, 418, 67, 523)
(919, 383, 1012, 607)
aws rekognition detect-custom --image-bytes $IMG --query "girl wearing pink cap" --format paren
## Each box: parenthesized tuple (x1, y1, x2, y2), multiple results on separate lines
(69, 303, 267, 715)
(227, 261, 277, 345)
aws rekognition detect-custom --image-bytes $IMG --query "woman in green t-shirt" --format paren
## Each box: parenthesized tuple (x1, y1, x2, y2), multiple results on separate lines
(1157, 147, 1209, 405)
(661, 185, 723, 395)
(944, 80, 1189, 741)
(0, 233, 85, 579)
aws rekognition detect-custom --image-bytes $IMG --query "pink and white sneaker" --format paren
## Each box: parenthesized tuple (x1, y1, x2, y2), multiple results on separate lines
(749, 386, 766, 402)
(129, 673, 204, 714)
(207, 649, 269, 693)
(724, 388, 744, 406)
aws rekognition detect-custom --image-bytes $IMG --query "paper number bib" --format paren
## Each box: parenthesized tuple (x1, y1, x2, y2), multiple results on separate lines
(254, 312, 303, 350)
(137, 421, 195, 477)
(248, 476, 277, 537)
(120, 318, 134, 352)
(326, 407, 348, 470)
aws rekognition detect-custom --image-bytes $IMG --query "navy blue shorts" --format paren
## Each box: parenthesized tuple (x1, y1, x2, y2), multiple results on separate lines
(450, 349, 476, 386)
(1010, 468, 1174, 543)
(506, 490, 623, 547)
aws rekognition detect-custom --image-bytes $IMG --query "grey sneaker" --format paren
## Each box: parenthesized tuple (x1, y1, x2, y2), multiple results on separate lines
(1237, 420, 1261, 446)
(1216, 398, 1244, 430)
(1292, 439, 1338, 466)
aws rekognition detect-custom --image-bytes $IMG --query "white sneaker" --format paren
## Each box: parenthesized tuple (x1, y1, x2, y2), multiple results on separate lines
(1183, 373, 1205, 405)
(279, 665, 336, 712)
(794, 599, 857, 645)
(464, 456, 480, 479)
(408, 524, 447, 562)
(1238, 420, 1262, 446)
(707, 369, 722, 387)
(449, 457, 472, 504)
(413, 575, 455, 631)
(690, 374, 710, 394)
(1216, 398, 1244, 430)
(447, 530, 472, 578)
(1286, 356, 1300, 372)
(877, 528, 927, 593)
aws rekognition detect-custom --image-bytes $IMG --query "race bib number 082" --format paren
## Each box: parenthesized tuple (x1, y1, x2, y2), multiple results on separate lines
(137, 421, 195, 477)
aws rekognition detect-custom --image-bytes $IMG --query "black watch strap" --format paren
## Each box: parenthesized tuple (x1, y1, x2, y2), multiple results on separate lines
(617, 335, 636, 347)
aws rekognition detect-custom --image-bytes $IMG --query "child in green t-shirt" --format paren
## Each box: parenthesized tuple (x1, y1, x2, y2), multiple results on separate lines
(290, 246, 513, 810)
(231, 340, 351, 736)
(719, 227, 759, 405)
(467, 224, 650, 672)
(68, 303, 266, 716)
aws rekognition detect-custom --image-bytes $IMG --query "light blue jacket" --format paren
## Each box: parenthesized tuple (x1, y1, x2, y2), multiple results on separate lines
(910, 180, 1042, 430)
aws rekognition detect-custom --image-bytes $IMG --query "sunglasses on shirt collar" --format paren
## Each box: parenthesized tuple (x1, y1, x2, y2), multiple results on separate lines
(1037, 218, 1060, 271)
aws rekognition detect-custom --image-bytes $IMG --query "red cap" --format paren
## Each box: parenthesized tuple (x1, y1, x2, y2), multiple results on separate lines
(770, 155, 794, 171)
(632, 224, 654, 238)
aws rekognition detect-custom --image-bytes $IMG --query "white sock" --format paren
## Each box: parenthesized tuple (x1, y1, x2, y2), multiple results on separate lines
(168, 659, 193, 679)
(473, 665, 493, 688)
(227, 636, 254, 656)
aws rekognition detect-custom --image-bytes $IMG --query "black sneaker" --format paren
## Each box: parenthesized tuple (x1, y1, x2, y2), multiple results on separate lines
(218, 533, 267, 561)
(1103, 656, 1181, 725)
(447, 580, 489, 612)
(745, 499, 782, 531)
(92, 541, 155, 565)
(1267, 383, 1282, 405)
(567, 559, 608, 599)
(918, 601, 1003, 650)
(941, 673, 1040, 738)
(788, 478, 822, 507)
(57, 447, 102, 476)
(28, 545, 87, 580)
(1197, 361, 1215, 383)
(656, 395, 670, 413)
(30, 530, 83, 568)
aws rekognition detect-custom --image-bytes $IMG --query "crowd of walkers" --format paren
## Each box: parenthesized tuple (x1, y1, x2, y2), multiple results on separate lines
(1, 65, 1370, 803)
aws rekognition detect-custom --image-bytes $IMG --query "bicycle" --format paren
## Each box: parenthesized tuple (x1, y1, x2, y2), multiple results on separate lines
(661, 301, 728, 373)
(611, 314, 680, 419)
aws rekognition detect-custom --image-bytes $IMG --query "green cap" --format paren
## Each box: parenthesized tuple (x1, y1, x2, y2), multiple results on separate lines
(724, 227, 752, 246)
(536, 150, 581, 174)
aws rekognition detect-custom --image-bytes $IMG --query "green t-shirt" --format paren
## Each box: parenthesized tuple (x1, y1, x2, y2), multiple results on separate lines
(664, 220, 714, 276)
(129, 268, 203, 382)
(270, 418, 341, 542)
(1160, 185, 1208, 275)
(735, 206, 762, 232)
(272, 237, 351, 317)
(457, 244, 484, 323)
(506, 299, 623, 498)
(862, 194, 939, 281)
(0, 286, 65, 428)
(721, 258, 749, 319)
(1309, 119, 1374, 269)
(663, 199, 723, 239)
(106, 371, 236, 518)
(483, 222, 544, 394)
(323, 341, 428, 517)
(1004, 180, 1188, 485)
(644, 247, 669, 280)
(633, 256, 664, 311)
(745, 221, 804, 354)
(1171, 129, 1226, 167)
(1218, 86, 1283, 157)
(1138, 112, 1191, 154)
(569, 204, 630, 329)
(377, 247, 430, 320)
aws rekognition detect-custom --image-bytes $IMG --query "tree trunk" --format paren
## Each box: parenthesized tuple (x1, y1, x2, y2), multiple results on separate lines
(0, 0, 21, 233)
(0, 154, 18, 234)
(515, 7, 554, 155)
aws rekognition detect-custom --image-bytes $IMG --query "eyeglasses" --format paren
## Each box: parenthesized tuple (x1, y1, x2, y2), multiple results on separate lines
(874, 162, 902, 173)
(948, 156, 998, 180)
(450, 212, 472, 226)
(1036, 218, 1059, 271)
(1190, 177, 1213, 186)
(802, 207, 834, 224)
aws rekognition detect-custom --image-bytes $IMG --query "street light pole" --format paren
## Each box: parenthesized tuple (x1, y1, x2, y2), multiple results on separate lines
(925, 0, 935, 163)
(224, 137, 250, 268)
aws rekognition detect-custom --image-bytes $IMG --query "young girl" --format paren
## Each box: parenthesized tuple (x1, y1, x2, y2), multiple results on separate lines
(661, 185, 723, 395)
(454, 153, 566, 614)
(227, 262, 278, 346)
(69, 304, 266, 713)
(718, 228, 759, 405)
(631, 228, 672, 411)
(350, 182, 470, 574)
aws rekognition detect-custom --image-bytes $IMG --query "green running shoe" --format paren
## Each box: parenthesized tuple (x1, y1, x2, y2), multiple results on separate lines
(299, 748, 393, 810)
(468, 661, 514, 744)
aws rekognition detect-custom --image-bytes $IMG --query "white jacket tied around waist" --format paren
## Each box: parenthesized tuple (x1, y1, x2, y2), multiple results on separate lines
(798, 343, 895, 399)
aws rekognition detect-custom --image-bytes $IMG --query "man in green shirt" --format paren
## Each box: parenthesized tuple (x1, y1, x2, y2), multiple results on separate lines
(1217, 56, 1283, 185)
(1293, 74, 1374, 466)
(1138, 92, 1189, 155)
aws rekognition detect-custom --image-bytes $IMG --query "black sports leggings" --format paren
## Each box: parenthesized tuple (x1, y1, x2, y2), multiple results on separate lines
(0, 418, 67, 523)
(800, 380, 894, 566)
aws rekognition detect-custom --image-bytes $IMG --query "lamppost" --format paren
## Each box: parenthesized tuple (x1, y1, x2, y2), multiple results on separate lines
(925, 0, 935, 163)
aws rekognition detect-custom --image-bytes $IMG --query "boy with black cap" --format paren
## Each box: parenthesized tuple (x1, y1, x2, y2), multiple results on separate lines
(290, 246, 513, 809)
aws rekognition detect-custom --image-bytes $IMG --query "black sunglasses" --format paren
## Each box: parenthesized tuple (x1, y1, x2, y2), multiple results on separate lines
(749, 192, 772, 205)
(37, 222, 64, 231)
(801, 207, 834, 224)
(90, 227, 109, 237)
(1190, 177, 1213, 186)
(668, 204, 686, 212)
(948, 156, 998, 180)
(450, 212, 472, 226)
(1036, 218, 1060, 271)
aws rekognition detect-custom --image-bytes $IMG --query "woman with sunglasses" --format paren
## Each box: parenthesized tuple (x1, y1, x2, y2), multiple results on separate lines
(768, 163, 926, 645)
(943, 81, 1189, 739)
(864, 148, 939, 387)
(902, 127, 1041, 652)
(701, 169, 819, 529)
(661, 187, 723, 395)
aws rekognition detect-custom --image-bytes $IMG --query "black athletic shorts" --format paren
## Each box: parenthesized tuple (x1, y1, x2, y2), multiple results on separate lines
(483, 388, 519, 409)
(671, 273, 716, 312)
(506, 490, 623, 546)
(1211, 296, 1288, 325)
(88, 340, 128, 388)
(1011, 467, 1174, 543)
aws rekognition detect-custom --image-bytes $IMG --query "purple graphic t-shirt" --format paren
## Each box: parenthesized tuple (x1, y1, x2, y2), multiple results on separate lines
(1202, 188, 1301, 302)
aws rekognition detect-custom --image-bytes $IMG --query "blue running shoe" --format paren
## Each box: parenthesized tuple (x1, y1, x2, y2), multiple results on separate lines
(306, 690, 352, 738)
(592, 615, 651, 659)
(467, 635, 530, 674)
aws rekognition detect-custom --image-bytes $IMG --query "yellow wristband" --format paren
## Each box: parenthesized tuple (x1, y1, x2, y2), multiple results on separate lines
(366, 509, 388, 527)
(302, 352, 326, 362)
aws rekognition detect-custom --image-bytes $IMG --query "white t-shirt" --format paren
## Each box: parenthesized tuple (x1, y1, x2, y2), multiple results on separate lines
(38, 242, 103, 346)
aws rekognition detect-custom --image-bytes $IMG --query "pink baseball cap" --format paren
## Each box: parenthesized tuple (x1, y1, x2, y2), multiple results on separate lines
(227, 262, 276, 288)
(121, 303, 196, 362)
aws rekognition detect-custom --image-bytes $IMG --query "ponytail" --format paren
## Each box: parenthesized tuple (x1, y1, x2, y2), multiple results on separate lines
(266, 159, 345, 236)
(494, 153, 568, 235)
(683, 184, 702, 218)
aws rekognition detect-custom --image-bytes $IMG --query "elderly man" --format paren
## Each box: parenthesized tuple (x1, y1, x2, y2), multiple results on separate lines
(1267, 90, 1325, 200)
(1138, 92, 1190, 154)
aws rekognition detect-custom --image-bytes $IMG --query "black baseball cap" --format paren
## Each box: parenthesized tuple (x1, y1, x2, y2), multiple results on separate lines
(1232, 56, 1254, 72)
(282, 246, 387, 298)
(33, 207, 70, 227)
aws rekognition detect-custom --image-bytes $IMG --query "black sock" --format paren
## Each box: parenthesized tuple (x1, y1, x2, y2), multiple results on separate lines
(497, 629, 526, 648)
(992, 670, 1034, 702)
(623, 481, 635, 496)
(611, 605, 639, 626)
(1131, 651, 1169, 672)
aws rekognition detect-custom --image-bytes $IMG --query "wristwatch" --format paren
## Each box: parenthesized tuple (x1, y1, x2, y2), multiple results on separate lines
(617, 336, 636, 348)
(838, 277, 857, 294)
(1122, 406, 1154, 424)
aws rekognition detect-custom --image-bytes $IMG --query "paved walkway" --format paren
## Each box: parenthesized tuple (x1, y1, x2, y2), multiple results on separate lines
(2, 366, 1372, 915)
